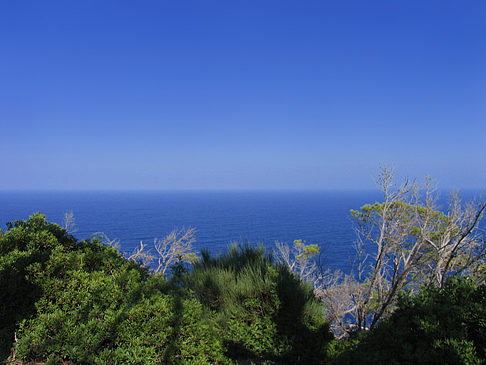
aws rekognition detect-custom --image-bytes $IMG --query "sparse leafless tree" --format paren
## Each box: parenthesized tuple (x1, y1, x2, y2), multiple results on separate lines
(275, 239, 366, 337)
(274, 239, 321, 288)
(99, 227, 199, 279)
(63, 211, 78, 234)
(95, 232, 121, 251)
(152, 227, 199, 277)
(419, 191, 486, 288)
(315, 270, 364, 338)
(128, 241, 156, 268)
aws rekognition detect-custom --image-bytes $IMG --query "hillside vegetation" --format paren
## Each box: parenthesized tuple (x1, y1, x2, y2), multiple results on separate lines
(0, 213, 332, 364)
(1, 172, 485, 365)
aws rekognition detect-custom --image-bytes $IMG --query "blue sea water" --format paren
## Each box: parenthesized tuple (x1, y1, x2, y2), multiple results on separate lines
(0, 190, 483, 272)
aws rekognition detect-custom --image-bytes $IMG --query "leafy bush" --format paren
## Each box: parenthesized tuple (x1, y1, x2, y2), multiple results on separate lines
(329, 278, 486, 364)
(1, 213, 227, 364)
(186, 245, 333, 363)
(0, 212, 76, 360)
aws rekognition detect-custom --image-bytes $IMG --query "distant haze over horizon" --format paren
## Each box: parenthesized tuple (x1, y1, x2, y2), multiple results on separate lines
(2, 188, 485, 196)
(1, 1, 485, 190)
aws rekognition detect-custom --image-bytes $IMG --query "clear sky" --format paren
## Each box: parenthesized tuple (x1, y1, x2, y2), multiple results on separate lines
(1, 1, 485, 190)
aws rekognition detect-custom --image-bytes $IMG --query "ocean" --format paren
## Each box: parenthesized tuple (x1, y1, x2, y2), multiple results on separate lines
(0, 190, 482, 272)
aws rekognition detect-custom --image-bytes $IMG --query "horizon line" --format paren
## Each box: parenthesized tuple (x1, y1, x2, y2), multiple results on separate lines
(1, 187, 484, 193)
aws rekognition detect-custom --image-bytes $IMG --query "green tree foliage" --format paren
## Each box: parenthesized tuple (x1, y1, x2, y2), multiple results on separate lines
(185, 244, 333, 363)
(329, 278, 486, 364)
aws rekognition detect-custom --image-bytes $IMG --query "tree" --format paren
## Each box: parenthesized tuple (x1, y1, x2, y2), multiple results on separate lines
(62, 211, 78, 234)
(315, 270, 363, 338)
(274, 239, 321, 287)
(128, 227, 199, 278)
(419, 191, 486, 288)
(349, 166, 486, 329)
(274, 240, 359, 337)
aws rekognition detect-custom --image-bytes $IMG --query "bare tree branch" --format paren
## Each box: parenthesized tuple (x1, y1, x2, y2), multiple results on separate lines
(96, 227, 199, 279)
(349, 166, 486, 329)
(153, 227, 199, 277)
(63, 211, 78, 234)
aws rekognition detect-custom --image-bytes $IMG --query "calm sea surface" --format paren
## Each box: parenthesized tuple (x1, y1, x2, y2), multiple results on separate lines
(0, 190, 482, 272)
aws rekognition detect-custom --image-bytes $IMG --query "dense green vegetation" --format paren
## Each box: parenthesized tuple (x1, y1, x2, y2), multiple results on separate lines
(186, 246, 332, 363)
(0, 213, 225, 364)
(0, 213, 332, 364)
(0, 213, 485, 364)
(328, 278, 486, 364)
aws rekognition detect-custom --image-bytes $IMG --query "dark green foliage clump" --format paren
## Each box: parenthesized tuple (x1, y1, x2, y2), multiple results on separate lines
(186, 245, 333, 363)
(329, 278, 486, 365)
(0, 213, 226, 364)
(0, 213, 76, 360)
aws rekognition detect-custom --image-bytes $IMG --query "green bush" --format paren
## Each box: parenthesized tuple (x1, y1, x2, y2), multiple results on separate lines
(186, 244, 333, 363)
(0, 212, 75, 360)
(1, 213, 228, 364)
(329, 278, 486, 365)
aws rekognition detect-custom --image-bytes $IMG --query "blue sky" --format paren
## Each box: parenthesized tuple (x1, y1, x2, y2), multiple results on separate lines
(1, 1, 485, 190)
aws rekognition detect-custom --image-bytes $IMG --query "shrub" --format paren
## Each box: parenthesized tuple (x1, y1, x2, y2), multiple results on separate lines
(1, 213, 228, 364)
(186, 244, 333, 363)
(329, 278, 486, 364)
(0, 212, 76, 360)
